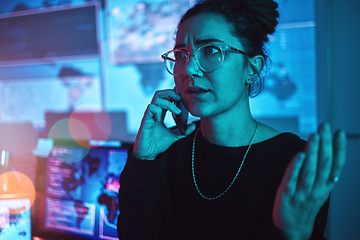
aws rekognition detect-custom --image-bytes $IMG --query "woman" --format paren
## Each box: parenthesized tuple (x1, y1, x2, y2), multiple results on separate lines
(118, 0, 347, 239)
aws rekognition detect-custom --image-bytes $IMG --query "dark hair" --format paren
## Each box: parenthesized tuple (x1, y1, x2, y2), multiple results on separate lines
(177, 0, 279, 97)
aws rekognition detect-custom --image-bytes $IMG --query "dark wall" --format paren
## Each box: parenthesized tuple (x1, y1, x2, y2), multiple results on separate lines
(316, 0, 360, 239)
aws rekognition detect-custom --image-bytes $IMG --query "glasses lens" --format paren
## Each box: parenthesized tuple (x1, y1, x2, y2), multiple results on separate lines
(163, 45, 224, 75)
(164, 50, 188, 75)
(197, 45, 223, 72)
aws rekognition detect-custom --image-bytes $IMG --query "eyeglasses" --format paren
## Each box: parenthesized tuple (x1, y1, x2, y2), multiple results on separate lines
(161, 44, 249, 76)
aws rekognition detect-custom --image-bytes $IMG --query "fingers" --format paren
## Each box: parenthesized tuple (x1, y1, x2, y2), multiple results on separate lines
(150, 89, 182, 121)
(142, 89, 181, 122)
(151, 89, 181, 104)
(313, 124, 346, 187)
(146, 103, 164, 122)
(318, 123, 333, 180)
(311, 124, 333, 191)
(295, 134, 319, 198)
(283, 152, 306, 197)
(292, 123, 346, 201)
(330, 130, 347, 183)
(134, 89, 192, 160)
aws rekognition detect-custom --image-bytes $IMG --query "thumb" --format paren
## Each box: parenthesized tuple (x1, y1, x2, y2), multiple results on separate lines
(184, 123, 197, 136)
(175, 123, 197, 139)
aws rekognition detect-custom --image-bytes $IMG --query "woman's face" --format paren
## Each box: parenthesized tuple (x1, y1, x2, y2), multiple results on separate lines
(174, 12, 250, 120)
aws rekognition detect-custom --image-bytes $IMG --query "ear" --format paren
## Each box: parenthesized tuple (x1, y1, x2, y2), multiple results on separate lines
(246, 55, 264, 84)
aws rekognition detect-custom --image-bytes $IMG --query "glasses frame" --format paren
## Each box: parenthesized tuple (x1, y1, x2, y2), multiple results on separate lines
(161, 44, 250, 76)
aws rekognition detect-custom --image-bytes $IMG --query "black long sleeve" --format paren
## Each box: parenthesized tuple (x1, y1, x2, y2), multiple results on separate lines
(118, 150, 171, 240)
(118, 129, 329, 240)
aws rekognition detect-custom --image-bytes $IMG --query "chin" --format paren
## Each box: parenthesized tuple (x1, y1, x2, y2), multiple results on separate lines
(188, 106, 211, 119)
(184, 99, 214, 118)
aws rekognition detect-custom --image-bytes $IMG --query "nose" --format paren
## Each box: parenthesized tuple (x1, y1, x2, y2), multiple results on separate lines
(185, 53, 202, 78)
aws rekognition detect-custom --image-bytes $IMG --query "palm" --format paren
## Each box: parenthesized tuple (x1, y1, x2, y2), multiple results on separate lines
(273, 123, 346, 239)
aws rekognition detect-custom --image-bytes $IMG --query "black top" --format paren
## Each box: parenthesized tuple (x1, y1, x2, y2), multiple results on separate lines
(118, 125, 328, 240)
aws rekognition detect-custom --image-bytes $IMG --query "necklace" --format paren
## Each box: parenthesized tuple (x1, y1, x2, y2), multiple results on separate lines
(191, 122, 258, 200)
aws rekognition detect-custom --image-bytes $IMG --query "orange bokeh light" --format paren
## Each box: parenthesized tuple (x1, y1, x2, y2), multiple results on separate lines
(0, 171, 36, 210)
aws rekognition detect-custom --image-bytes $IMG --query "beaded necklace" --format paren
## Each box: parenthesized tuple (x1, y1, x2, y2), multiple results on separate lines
(191, 122, 258, 200)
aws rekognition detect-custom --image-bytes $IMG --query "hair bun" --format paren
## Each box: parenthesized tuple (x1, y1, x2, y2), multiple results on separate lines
(244, 0, 279, 36)
(204, 0, 279, 40)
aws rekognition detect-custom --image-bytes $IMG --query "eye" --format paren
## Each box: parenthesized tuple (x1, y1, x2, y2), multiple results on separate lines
(174, 50, 188, 61)
(202, 45, 221, 56)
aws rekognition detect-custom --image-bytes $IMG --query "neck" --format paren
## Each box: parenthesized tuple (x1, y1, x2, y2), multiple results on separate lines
(200, 108, 257, 147)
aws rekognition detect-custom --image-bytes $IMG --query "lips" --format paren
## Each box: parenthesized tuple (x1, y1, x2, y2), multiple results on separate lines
(186, 86, 210, 94)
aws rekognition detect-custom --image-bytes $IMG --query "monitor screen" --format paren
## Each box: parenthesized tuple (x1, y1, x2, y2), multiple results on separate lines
(0, 2, 99, 67)
(0, 198, 31, 240)
(33, 139, 130, 240)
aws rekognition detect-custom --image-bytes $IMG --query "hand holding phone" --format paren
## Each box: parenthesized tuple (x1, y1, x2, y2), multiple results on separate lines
(173, 99, 189, 135)
(133, 88, 194, 160)
(172, 87, 189, 135)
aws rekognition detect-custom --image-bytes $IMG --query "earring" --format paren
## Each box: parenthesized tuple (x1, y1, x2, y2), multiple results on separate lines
(248, 75, 258, 84)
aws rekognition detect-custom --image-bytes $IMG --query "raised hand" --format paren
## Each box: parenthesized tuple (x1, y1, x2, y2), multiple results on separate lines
(273, 123, 347, 239)
(133, 89, 196, 160)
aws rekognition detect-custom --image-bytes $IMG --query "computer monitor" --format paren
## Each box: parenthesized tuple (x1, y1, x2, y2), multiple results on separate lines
(0, 198, 32, 240)
(32, 139, 130, 240)
(0, 2, 100, 67)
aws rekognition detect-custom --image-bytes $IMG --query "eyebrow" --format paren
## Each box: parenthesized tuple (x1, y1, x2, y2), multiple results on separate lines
(174, 38, 227, 49)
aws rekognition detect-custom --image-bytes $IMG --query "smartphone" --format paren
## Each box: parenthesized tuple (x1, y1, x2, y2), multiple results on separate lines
(172, 96, 189, 135)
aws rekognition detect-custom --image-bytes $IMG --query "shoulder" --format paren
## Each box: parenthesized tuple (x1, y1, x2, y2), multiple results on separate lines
(248, 123, 306, 174)
(255, 122, 281, 142)
(253, 122, 307, 155)
(256, 122, 304, 143)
